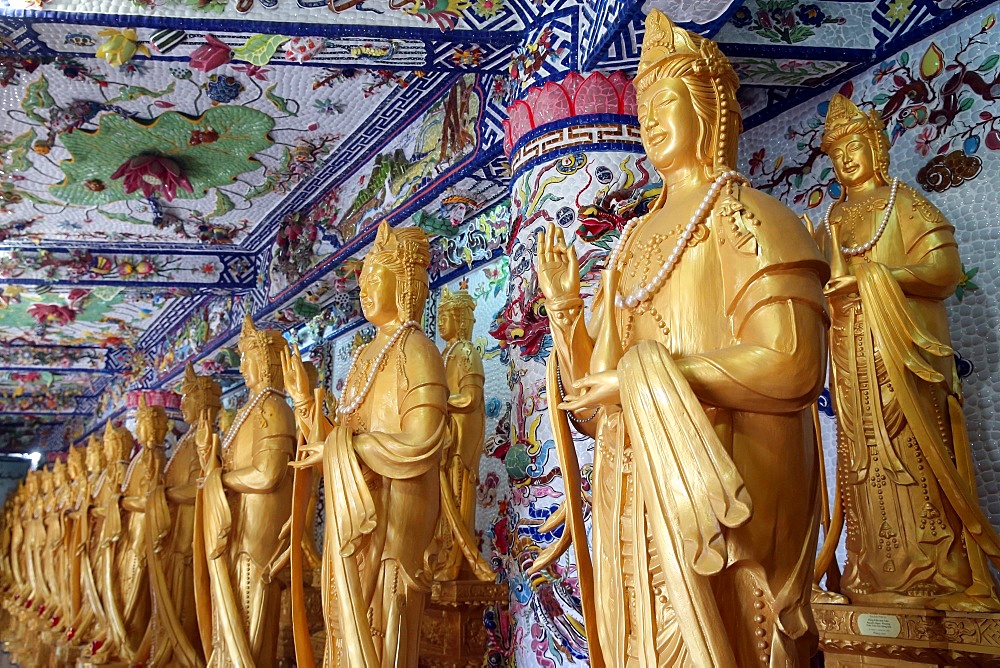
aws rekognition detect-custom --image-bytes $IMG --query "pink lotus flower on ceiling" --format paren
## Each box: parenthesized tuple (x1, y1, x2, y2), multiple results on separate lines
(111, 155, 193, 202)
(27, 303, 77, 327)
(189, 34, 232, 72)
(502, 71, 637, 156)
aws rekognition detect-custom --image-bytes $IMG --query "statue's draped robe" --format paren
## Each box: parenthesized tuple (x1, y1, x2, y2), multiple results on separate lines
(819, 184, 1000, 606)
(198, 394, 294, 668)
(321, 331, 447, 668)
(105, 453, 154, 662)
(435, 339, 486, 580)
(581, 187, 828, 666)
(149, 432, 203, 667)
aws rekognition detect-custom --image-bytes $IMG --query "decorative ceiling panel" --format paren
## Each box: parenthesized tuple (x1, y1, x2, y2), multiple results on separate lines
(0, 50, 396, 248)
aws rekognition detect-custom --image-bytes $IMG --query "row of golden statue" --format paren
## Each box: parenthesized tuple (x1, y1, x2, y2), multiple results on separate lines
(3, 9, 1000, 666)
(0, 270, 489, 667)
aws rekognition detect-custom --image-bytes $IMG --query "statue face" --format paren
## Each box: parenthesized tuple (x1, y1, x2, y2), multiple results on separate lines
(438, 307, 457, 341)
(180, 392, 198, 425)
(638, 77, 701, 175)
(828, 133, 876, 189)
(240, 350, 262, 388)
(359, 259, 398, 326)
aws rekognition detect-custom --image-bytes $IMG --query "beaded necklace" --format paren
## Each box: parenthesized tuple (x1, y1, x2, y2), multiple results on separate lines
(609, 170, 748, 309)
(822, 177, 899, 257)
(337, 320, 419, 417)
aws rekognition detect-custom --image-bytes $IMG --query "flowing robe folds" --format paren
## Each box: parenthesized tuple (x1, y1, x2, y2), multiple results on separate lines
(104, 453, 154, 663)
(320, 331, 448, 667)
(195, 394, 294, 668)
(149, 432, 203, 667)
(556, 187, 829, 666)
(818, 184, 1000, 607)
(434, 340, 489, 581)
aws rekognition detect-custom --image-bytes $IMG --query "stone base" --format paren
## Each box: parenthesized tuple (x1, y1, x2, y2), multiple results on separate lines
(815, 602, 1000, 667)
(418, 580, 508, 668)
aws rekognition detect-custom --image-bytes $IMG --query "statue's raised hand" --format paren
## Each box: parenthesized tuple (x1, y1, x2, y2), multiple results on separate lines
(536, 223, 580, 304)
(280, 344, 313, 408)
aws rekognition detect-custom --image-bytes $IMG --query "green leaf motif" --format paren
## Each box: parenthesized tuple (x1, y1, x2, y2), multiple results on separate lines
(234, 34, 288, 67)
(210, 191, 235, 217)
(873, 93, 891, 106)
(959, 97, 975, 112)
(22, 77, 54, 124)
(107, 81, 176, 103)
(978, 54, 1000, 72)
(51, 106, 276, 206)
(1, 129, 36, 173)
(264, 84, 296, 116)
(899, 51, 910, 66)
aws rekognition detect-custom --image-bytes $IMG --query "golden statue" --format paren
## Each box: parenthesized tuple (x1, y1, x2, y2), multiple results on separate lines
(193, 314, 295, 667)
(148, 364, 218, 668)
(73, 434, 111, 651)
(433, 287, 492, 581)
(100, 419, 148, 663)
(64, 445, 87, 632)
(814, 93, 1000, 611)
(283, 222, 449, 667)
(533, 10, 830, 665)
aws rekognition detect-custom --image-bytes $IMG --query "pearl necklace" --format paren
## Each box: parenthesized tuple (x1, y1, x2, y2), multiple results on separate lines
(609, 170, 749, 310)
(822, 177, 899, 257)
(220, 387, 285, 452)
(337, 320, 419, 417)
(442, 339, 463, 368)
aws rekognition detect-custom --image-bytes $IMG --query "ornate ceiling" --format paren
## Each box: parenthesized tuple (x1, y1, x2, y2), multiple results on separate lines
(0, 0, 991, 450)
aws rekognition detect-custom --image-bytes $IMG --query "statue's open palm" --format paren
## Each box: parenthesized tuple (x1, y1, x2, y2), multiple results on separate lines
(537, 223, 580, 303)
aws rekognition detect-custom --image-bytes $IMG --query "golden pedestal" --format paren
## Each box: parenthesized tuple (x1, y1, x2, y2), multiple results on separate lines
(815, 602, 1000, 666)
(419, 580, 508, 668)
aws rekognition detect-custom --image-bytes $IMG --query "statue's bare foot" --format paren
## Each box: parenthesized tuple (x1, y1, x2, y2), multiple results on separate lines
(811, 585, 850, 604)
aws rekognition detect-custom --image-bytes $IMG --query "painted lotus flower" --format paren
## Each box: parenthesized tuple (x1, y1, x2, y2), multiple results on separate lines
(111, 155, 193, 201)
(189, 34, 232, 72)
(27, 303, 77, 327)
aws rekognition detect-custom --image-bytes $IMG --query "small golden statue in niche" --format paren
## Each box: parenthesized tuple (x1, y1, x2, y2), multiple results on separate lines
(534, 9, 830, 666)
(814, 93, 1000, 611)
(148, 364, 219, 668)
(283, 222, 449, 667)
(434, 286, 492, 582)
(193, 314, 295, 667)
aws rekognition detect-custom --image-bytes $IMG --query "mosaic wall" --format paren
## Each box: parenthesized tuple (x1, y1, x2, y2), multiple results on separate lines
(738, 8, 1000, 538)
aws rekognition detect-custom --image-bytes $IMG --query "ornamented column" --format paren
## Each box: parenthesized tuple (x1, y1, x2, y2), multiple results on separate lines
(491, 71, 659, 667)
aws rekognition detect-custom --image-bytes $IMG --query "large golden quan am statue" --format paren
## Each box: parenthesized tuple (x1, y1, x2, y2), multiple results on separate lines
(283, 222, 448, 667)
(193, 315, 295, 667)
(814, 93, 1000, 610)
(534, 10, 829, 666)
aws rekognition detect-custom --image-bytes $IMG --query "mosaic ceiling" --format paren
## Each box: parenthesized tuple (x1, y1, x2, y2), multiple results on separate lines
(0, 0, 992, 450)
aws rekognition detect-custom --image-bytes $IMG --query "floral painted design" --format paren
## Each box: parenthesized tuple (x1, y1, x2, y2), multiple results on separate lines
(731, 0, 845, 44)
(189, 35, 232, 72)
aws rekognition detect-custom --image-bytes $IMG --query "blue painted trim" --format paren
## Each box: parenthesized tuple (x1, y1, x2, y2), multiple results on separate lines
(511, 140, 644, 181)
(720, 44, 872, 61)
(0, 9, 525, 44)
(509, 112, 639, 155)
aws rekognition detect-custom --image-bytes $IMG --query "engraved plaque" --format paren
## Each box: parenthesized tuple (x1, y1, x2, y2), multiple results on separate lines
(857, 613, 902, 638)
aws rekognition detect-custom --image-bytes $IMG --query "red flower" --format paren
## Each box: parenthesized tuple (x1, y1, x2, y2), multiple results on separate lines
(189, 34, 232, 73)
(111, 155, 193, 202)
(27, 303, 77, 327)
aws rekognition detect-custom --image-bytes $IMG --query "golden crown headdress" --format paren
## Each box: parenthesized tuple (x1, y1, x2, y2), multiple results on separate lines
(636, 9, 735, 92)
(371, 222, 431, 269)
(440, 286, 476, 312)
(181, 362, 222, 406)
(821, 93, 885, 149)
(237, 313, 286, 355)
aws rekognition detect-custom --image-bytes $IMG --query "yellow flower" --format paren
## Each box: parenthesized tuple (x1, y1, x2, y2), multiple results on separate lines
(96, 28, 150, 67)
